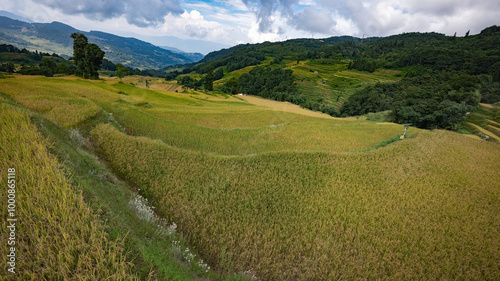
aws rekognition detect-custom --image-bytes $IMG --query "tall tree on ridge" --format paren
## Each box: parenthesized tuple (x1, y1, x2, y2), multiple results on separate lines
(71, 33, 104, 79)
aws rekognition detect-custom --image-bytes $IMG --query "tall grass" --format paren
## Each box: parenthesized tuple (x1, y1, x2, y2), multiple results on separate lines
(92, 123, 500, 280)
(0, 104, 136, 280)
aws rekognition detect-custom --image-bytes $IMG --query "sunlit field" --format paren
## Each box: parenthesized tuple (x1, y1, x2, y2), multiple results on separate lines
(0, 76, 410, 155)
(1, 75, 499, 280)
(0, 104, 135, 280)
(92, 123, 500, 280)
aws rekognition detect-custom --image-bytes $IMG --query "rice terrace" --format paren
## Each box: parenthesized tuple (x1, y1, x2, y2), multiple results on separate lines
(1, 8, 500, 281)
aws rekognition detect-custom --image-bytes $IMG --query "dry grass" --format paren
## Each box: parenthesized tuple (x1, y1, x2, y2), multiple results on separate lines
(105, 101, 407, 155)
(480, 103, 494, 109)
(0, 104, 136, 280)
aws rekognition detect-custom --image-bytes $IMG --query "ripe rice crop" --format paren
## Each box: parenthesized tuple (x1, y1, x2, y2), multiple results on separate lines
(0, 76, 411, 156)
(0, 104, 136, 280)
(0, 76, 104, 128)
(92, 123, 500, 280)
(104, 100, 407, 155)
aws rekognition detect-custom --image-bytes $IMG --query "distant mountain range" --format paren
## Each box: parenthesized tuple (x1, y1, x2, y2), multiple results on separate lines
(134, 35, 229, 55)
(0, 14, 205, 69)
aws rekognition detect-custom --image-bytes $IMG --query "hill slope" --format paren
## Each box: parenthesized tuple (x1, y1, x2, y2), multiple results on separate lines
(172, 26, 499, 133)
(1, 75, 499, 280)
(0, 16, 204, 69)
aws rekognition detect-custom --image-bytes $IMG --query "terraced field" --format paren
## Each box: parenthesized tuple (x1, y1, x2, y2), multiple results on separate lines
(0, 104, 135, 280)
(465, 102, 500, 141)
(1, 75, 499, 280)
(285, 60, 402, 110)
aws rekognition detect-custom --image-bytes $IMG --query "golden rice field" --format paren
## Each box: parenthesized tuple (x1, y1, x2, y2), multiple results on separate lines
(0, 76, 411, 156)
(0, 104, 136, 280)
(91, 123, 500, 280)
(0, 76, 101, 128)
(1, 75, 499, 280)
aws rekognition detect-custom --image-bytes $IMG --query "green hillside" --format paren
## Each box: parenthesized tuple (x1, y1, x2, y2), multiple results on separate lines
(0, 16, 203, 69)
(172, 26, 500, 132)
(1, 75, 499, 280)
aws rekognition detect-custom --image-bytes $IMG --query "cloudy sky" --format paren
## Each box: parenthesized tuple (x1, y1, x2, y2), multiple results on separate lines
(1, 0, 499, 48)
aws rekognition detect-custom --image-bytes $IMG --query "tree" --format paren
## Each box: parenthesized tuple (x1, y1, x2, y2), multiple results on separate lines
(71, 33, 88, 75)
(70, 33, 105, 79)
(115, 63, 129, 80)
(83, 43, 104, 79)
(5, 63, 15, 74)
(204, 66, 214, 91)
(39, 58, 57, 77)
(213, 67, 224, 81)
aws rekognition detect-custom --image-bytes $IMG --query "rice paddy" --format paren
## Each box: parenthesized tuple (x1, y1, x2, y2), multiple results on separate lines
(1, 75, 499, 280)
(92, 123, 500, 280)
(0, 104, 136, 280)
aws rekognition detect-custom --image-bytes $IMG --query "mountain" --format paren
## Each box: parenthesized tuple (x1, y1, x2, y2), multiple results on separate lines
(0, 10, 33, 23)
(160, 46, 204, 62)
(136, 35, 229, 55)
(0, 15, 204, 69)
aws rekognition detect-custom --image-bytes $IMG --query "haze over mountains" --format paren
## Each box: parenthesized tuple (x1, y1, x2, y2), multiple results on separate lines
(0, 12, 224, 69)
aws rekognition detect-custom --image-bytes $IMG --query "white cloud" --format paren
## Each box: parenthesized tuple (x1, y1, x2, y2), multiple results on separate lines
(32, 0, 183, 27)
(1, 0, 498, 48)
(291, 7, 335, 34)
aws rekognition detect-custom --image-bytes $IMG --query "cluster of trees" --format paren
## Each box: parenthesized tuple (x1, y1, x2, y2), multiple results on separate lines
(348, 59, 378, 72)
(342, 73, 482, 129)
(235, 67, 298, 100)
(189, 48, 265, 75)
(18, 58, 76, 77)
(0, 44, 76, 76)
(340, 26, 500, 129)
(176, 66, 224, 91)
(221, 66, 338, 116)
(0, 62, 15, 73)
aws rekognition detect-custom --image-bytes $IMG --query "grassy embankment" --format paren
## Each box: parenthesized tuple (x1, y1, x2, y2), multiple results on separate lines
(1, 75, 499, 280)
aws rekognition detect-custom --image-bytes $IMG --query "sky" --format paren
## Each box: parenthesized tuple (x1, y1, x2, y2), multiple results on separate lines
(1, 0, 499, 48)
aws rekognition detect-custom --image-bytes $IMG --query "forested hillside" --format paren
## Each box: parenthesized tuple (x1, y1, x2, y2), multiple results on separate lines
(173, 26, 500, 130)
